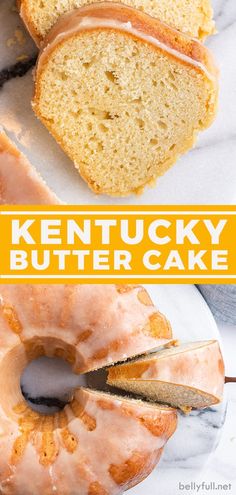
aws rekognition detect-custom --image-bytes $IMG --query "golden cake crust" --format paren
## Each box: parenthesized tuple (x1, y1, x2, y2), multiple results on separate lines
(40, 3, 218, 78)
(32, 3, 218, 196)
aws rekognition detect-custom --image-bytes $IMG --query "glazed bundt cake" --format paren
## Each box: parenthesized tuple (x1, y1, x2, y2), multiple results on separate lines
(0, 284, 176, 495)
(107, 340, 225, 409)
(0, 386, 177, 494)
(18, 0, 215, 46)
(33, 3, 218, 197)
(0, 131, 59, 204)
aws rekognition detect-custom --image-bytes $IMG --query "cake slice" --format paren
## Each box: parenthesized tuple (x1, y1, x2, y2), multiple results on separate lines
(18, 0, 215, 47)
(0, 130, 60, 204)
(33, 3, 218, 197)
(107, 341, 225, 410)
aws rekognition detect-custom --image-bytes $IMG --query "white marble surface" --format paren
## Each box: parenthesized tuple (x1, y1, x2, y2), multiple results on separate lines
(0, 0, 236, 204)
(21, 284, 230, 494)
(197, 323, 236, 495)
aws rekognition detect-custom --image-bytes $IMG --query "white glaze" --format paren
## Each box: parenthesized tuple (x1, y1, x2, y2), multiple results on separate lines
(0, 284, 171, 374)
(40, 16, 214, 82)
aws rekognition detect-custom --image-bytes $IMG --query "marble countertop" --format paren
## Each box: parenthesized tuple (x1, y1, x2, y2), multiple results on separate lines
(200, 323, 236, 495)
(0, 0, 236, 204)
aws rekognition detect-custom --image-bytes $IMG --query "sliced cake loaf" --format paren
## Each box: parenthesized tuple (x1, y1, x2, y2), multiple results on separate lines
(33, 3, 218, 197)
(18, 0, 215, 46)
(0, 130, 60, 204)
(107, 340, 225, 410)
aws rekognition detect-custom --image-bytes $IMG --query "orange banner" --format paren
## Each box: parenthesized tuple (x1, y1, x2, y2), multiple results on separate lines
(0, 205, 235, 283)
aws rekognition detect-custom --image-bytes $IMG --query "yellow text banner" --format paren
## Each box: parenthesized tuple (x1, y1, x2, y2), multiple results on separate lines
(0, 205, 236, 283)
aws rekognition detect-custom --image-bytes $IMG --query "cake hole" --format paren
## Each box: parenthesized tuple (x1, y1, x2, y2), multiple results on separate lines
(157, 120, 168, 130)
(132, 47, 138, 56)
(60, 72, 68, 81)
(99, 124, 109, 133)
(136, 118, 145, 129)
(150, 138, 158, 146)
(69, 109, 82, 118)
(105, 71, 117, 83)
(131, 97, 142, 104)
(88, 108, 113, 120)
(97, 142, 104, 152)
(168, 70, 176, 81)
(89, 137, 104, 151)
(83, 60, 94, 69)
(170, 82, 178, 91)
(45, 117, 55, 125)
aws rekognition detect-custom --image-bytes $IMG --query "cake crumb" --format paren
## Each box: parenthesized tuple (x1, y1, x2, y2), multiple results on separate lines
(15, 29, 26, 45)
(180, 406, 192, 415)
(6, 37, 16, 48)
(164, 340, 180, 349)
(16, 54, 29, 62)
(6, 29, 26, 50)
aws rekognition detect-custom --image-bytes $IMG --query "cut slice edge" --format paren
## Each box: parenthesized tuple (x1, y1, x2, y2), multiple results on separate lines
(107, 340, 225, 410)
(78, 386, 177, 412)
(106, 378, 222, 411)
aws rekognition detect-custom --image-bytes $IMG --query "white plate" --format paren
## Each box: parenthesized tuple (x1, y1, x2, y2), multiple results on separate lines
(130, 285, 226, 495)
(21, 284, 226, 495)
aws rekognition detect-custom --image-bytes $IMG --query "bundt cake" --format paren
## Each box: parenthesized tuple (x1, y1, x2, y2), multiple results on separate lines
(18, 0, 215, 46)
(0, 284, 172, 373)
(0, 131, 59, 204)
(107, 340, 225, 409)
(0, 284, 176, 495)
(33, 3, 218, 197)
(0, 386, 177, 494)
